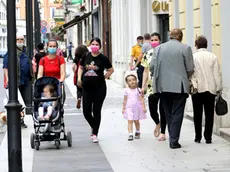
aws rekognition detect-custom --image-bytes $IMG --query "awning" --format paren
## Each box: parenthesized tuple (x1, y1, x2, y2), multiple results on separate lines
(58, 12, 91, 35)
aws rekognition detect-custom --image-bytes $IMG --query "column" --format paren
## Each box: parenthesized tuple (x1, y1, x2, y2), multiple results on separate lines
(140, 0, 147, 35)
(132, 0, 141, 42)
(220, 0, 230, 127)
(200, 0, 212, 51)
(186, 0, 194, 47)
(128, 0, 133, 54)
(173, 0, 180, 28)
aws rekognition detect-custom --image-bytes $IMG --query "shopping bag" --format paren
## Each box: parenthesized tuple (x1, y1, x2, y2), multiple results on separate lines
(215, 94, 228, 116)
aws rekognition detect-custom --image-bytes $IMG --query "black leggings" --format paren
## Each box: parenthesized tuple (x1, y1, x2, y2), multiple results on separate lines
(148, 94, 166, 134)
(82, 84, 106, 135)
(76, 86, 82, 99)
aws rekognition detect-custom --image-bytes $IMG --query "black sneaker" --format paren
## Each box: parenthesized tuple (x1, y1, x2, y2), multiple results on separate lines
(21, 120, 28, 128)
(206, 140, 212, 144)
(135, 132, 140, 139)
(170, 142, 181, 149)
(128, 135, 133, 141)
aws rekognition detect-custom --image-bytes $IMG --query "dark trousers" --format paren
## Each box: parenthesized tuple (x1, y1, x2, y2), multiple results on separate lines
(82, 84, 106, 135)
(67, 51, 73, 61)
(19, 85, 30, 106)
(161, 93, 187, 144)
(137, 65, 144, 88)
(148, 94, 166, 134)
(191, 92, 216, 141)
(76, 86, 82, 99)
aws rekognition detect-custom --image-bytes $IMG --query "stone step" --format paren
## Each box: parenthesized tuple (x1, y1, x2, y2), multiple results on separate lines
(220, 128, 230, 142)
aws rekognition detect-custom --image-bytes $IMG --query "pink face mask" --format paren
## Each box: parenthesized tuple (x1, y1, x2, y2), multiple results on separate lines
(151, 41, 160, 48)
(91, 45, 100, 53)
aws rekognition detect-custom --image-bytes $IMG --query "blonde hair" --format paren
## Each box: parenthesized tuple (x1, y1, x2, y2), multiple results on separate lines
(44, 84, 55, 96)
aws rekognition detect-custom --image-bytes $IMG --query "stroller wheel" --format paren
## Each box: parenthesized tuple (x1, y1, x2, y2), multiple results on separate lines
(67, 131, 72, 147)
(55, 140, 60, 149)
(35, 141, 40, 150)
(30, 133, 35, 149)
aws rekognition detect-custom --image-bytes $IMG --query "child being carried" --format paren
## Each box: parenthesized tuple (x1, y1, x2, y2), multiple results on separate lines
(38, 84, 57, 121)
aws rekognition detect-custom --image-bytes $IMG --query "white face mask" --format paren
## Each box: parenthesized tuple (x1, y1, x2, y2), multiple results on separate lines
(17, 43, 24, 47)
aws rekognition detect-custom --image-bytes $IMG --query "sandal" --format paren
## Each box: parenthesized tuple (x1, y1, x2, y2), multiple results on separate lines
(76, 99, 81, 109)
(154, 124, 160, 137)
(158, 134, 166, 141)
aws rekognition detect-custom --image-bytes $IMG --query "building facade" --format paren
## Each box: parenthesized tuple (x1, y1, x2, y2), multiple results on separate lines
(169, 0, 230, 133)
(0, 0, 6, 56)
(16, 0, 60, 21)
(111, 0, 169, 85)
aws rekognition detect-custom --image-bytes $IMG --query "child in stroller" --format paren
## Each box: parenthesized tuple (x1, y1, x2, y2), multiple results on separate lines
(38, 84, 57, 121)
(30, 76, 72, 150)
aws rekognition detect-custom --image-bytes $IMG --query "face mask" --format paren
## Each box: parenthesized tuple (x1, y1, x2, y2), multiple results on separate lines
(151, 41, 160, 48)
(48, 47, 57, 54)
(139, 43, 143, 47)
(91, 45, 100, 53)
(17, 43, 24, 47)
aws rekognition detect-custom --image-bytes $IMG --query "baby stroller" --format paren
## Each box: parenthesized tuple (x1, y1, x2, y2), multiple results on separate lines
(30, 76, 72, 150)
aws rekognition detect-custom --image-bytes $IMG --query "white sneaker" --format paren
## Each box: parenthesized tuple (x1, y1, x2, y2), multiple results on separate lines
(92, 135, 99, 143)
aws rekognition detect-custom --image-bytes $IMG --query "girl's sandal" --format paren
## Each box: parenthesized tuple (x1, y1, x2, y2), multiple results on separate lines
(154, 129, 160, 137)
(158, 136, 166, 141)
(154, 124, 161, 137)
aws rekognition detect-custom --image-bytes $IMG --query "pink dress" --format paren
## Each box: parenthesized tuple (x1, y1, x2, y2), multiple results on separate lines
(124, 88, 146, 120)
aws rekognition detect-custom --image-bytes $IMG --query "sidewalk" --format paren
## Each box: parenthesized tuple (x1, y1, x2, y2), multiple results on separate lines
(98, 81, 230, 172)
(32, 63, 113, 172)
(64, 62, 230, 172)
(0, 62, 230, 172)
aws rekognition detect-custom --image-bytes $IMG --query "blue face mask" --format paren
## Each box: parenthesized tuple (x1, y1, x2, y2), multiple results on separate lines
(139, 43, 143, 47)
(48, 47, 57, 54)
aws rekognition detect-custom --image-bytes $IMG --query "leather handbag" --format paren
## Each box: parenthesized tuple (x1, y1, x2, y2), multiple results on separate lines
(215, 94, 228, 116)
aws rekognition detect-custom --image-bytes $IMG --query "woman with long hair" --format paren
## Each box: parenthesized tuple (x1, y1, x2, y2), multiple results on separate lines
(72, 45, 89, 109)
(77, 37, 114, 143)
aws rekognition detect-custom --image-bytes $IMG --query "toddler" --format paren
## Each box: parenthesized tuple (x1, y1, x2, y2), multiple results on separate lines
(122, 74, 147, 141)
(38, 84, 57, 121)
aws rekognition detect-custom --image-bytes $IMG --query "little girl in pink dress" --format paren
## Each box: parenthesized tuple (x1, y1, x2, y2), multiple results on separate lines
(122, 74, 147, 141)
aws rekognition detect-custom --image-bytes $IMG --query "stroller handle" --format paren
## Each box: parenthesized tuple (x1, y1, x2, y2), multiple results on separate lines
(33, 97, 61, 103)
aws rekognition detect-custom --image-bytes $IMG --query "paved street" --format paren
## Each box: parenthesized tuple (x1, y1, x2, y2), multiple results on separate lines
(0, 62, 230, 171)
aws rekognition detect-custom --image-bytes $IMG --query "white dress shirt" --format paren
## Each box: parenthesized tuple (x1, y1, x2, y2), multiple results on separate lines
(191, 48, 222, 95)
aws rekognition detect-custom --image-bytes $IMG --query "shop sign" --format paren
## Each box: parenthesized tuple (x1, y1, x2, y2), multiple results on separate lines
(152, 0, 169, 14)
(56, 21, 65, 26)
